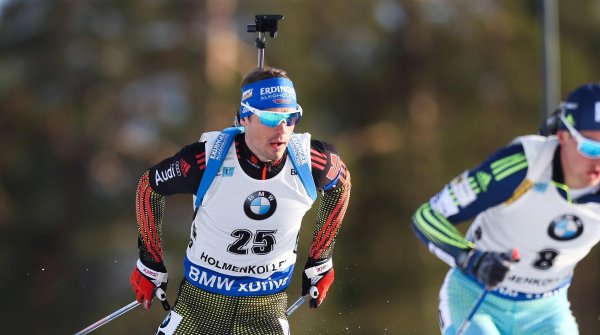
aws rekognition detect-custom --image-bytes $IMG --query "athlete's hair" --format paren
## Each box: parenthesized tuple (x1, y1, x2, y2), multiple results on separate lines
(235, 67, 291, 124)
(240, 66, 290, 88)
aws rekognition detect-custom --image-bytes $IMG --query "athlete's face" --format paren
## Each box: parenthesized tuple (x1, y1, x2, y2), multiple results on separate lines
(241, 107, 295, 162)
(558, 129, 600, 188)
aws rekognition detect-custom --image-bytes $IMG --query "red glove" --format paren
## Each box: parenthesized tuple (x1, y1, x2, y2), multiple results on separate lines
(302, 258, 335, 308)
(130, 259, 169, 310)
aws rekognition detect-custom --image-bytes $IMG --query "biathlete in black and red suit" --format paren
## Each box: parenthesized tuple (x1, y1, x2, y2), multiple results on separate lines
(130, 66, 351, 335)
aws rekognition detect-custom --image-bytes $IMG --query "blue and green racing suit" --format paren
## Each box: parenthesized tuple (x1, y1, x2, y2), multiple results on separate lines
(412, 135, 600, 335)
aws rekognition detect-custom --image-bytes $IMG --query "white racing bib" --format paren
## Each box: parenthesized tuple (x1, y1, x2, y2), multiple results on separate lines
(186, 133, 314, 296)
(467, 135, 600, 298)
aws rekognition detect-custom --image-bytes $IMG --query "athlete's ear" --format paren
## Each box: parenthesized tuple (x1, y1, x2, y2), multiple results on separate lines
(239, 114, 250, 127)
(556, 130, 570, 145)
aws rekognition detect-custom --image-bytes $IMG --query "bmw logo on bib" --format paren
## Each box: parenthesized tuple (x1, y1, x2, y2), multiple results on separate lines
(548, 214, 584, 241)
(159, 311, 172, 328)
(244, 191, 277, 220)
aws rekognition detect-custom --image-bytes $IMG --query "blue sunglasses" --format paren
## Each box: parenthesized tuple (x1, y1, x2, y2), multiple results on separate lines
(560, 109, 600, 159)
(240, 102, 303, 127)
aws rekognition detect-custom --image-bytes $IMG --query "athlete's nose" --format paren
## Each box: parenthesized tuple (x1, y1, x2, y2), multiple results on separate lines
(273, 120, 288, 134)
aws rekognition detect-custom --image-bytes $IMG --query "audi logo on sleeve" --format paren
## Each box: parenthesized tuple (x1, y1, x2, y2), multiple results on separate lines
(244, 191, 277, 220)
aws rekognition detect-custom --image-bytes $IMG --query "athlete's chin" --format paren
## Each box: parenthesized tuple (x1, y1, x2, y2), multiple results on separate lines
(589, 174, 600, 183)
(583, 172, 600, 186)
(262, 147, 285, 161)
(272, 150, 287, 161)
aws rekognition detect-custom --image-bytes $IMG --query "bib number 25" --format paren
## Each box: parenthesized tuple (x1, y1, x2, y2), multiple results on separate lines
(227, 229, 277, 255)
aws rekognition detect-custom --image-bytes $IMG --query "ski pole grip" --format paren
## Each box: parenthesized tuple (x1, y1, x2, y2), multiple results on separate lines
(155, 287, 167, 301)
(155, 287, 171, 311)
(309, 286, 319, 299)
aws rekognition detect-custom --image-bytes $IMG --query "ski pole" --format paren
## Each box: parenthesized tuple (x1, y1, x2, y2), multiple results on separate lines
(286, 295, 309, 317)
(74, 300, 139, 335)
(455, 289, 488, 335)
(74, 288, 167, 335)
(455, 249, 520, 335)
(286, 287, 318, 317)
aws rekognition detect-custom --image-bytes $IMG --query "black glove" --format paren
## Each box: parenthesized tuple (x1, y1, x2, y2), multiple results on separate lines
(302, 258, 334, 308)
(458, 249, 519, 288)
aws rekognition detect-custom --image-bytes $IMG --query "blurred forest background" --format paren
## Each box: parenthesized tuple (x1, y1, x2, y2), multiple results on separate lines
(2, 0, 600, 334)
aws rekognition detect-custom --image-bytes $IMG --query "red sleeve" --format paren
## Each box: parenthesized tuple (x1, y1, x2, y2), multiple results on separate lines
(308, 140, 352, 260)
(136, 171, 165, 266)
(135, 141, 206, 268)
(310, 140, 351, 191)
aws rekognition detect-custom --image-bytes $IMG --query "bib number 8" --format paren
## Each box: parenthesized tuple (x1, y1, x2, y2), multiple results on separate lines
(533, 248, 559, 270)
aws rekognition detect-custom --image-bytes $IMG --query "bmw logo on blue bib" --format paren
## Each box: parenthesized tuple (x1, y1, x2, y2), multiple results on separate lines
(548, 214, 584, 241)
(244, 191, 277, 220)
